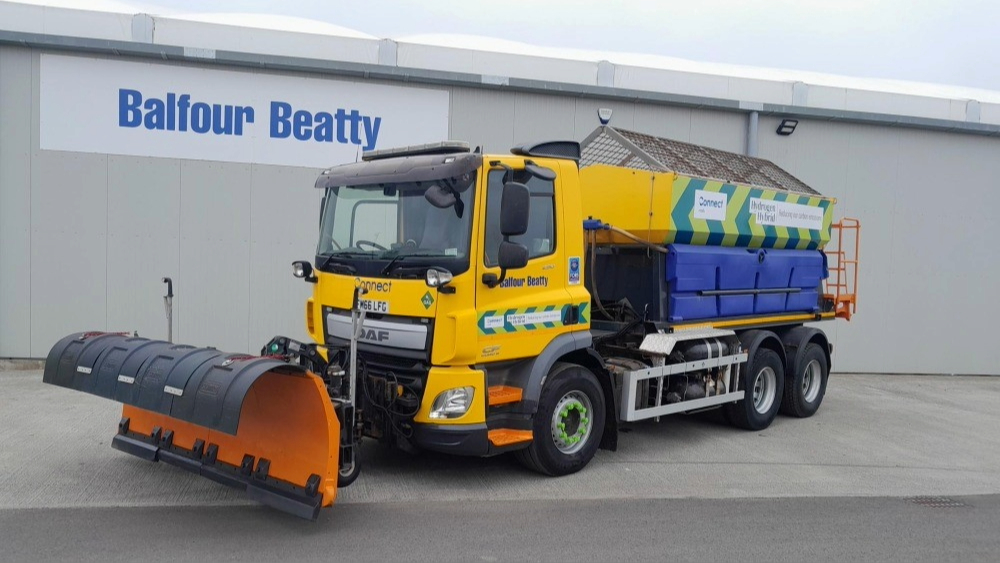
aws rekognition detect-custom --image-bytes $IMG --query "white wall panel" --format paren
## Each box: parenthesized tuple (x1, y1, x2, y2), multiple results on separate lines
(615, 66, 730, 100)
(396, 43, 476, 75)
(844, 89, 954, 121)
(727, 77, 794, 106)
(472, 51, 596, 85)
(805, 85, 848, 111)
(152, 19, 379, 64)
(0, 3, 132, 41)
(979, 102, 1000, 126)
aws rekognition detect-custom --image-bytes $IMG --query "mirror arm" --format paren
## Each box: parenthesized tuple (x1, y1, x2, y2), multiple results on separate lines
(482, 267, 508, 289)
(489, 161, 514, 184)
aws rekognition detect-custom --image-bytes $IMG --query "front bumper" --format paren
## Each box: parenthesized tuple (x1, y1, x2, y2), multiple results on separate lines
(410, 423, 489, 456)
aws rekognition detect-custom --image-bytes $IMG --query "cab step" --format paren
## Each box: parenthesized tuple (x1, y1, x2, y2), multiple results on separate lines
(488, 385, 523, 407)
(487, 429, 532, 447)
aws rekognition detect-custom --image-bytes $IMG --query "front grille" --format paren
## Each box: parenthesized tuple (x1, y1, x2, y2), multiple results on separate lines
(361, 351, 423, 370)
(358, 351, 428, 391)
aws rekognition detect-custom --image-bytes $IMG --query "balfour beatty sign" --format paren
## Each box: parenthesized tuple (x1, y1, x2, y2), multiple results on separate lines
(40, 54, 449, 168)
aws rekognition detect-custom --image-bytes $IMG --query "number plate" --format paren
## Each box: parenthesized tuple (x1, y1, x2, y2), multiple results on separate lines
(359, 299, 389, 314)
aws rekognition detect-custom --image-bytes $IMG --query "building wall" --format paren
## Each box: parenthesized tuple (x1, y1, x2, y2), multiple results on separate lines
(2, 45, 999, 374)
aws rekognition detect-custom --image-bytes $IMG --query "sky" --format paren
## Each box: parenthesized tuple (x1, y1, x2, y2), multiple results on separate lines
(135, 0, 1000, 92)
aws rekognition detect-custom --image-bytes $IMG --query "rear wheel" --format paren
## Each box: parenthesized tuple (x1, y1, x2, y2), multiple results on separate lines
(780, 342, 829, 418)
(724, 347, 784, 431)
(516, 363, 606, 476)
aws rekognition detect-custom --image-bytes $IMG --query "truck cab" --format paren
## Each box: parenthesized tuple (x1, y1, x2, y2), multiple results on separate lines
(303, 142, 598, 471)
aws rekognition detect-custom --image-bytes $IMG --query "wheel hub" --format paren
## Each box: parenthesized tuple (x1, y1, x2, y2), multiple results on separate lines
(752, 366, 776, 414)
(802, 359, 822, 403)
(550, 391, 593, 454)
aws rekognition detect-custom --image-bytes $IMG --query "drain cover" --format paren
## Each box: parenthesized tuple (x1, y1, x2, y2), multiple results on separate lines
(909, 496, 970, 508)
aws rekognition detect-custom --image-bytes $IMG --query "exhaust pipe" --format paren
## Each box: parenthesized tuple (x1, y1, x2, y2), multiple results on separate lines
(162, 277, 173, 343)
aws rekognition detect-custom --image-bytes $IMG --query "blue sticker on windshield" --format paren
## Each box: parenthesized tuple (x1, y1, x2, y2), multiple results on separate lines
(568, 256, 581, 285)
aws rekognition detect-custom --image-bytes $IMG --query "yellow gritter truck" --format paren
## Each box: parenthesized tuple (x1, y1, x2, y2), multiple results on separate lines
(42, 124, 859, 520)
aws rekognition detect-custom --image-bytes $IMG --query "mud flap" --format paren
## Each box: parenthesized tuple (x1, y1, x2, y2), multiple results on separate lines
(43, 332, 340, 520)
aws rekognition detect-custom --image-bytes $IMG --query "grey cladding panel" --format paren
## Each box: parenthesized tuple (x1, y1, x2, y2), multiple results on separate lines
(106, 156, 181, 341)
(177, 160, 252, 353)
(513, 93, 576, 146)
(0, 47, 33, 356)
(633, 103, 694, 141)
(29, 150, 109, 356)
(248, 164, 323, 349)
(450, 87, 515, 154)
(759, 118, 1000, 374)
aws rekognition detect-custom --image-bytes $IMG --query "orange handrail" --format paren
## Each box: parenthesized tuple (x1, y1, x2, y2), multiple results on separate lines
(823, 218, 860, 320)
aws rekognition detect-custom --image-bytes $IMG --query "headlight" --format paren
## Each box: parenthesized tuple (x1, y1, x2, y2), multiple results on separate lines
(292, 260, 313, 279)
(429, 386, 474, 419)
(425, 267, 453, 288)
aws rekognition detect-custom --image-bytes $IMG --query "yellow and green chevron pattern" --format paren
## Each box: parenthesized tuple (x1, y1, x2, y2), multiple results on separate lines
(665, 175, 833, 250)
(477, 303, 589, 336)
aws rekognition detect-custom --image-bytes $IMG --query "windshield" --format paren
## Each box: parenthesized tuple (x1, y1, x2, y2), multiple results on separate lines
(316, 172, 477, 277)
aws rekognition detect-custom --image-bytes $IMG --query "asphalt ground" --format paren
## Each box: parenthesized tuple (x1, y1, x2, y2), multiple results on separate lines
(2, 370, 999, 561)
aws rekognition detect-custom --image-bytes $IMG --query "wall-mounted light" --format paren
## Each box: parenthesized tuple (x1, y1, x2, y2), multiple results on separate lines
(776, 118, 799, 136)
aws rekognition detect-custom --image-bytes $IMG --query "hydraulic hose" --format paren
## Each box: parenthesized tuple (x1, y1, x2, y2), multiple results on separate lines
(588, 224, 668, 322)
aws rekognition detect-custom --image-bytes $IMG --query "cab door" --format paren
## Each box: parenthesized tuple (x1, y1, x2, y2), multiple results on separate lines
(474, 159, 578, 363)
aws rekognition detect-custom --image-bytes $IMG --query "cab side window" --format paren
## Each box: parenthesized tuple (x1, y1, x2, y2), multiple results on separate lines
(484, 168, 556, 266)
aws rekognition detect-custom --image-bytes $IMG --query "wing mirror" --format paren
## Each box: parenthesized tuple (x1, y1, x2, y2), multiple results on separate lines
(500, 182, 530, 236)
(484, 182, 531, 288)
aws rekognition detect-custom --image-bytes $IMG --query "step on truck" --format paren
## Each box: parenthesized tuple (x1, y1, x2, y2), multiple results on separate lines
(43, 122, 860, 519)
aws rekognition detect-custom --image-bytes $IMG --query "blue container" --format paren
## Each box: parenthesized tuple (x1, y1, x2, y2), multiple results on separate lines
(665, 244, 826, 322)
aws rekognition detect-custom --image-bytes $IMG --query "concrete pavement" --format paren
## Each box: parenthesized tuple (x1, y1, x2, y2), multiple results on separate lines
(4, 369, 1000, 562)
(2, 370, 999, 510)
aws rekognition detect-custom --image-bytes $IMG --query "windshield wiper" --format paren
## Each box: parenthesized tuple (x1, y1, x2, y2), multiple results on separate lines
(380, 254, 407, 276)
(315, 253, 357, 274)
(380, 253, 450, 276)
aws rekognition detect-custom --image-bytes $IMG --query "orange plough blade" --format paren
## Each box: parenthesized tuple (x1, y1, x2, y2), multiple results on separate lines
(44, 332, 340, 520)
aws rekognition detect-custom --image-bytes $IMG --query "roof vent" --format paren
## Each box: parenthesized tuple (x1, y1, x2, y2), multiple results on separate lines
(510, 140, 581, 161)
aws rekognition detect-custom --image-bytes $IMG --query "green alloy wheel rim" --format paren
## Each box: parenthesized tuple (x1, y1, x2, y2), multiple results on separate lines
(550, 390, 594, 454)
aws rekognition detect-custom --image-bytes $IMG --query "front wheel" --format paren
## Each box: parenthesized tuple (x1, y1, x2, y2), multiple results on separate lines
(337, 450, 361, 487)
(724, 347, 784, 431)
(516, 363, 606, 476)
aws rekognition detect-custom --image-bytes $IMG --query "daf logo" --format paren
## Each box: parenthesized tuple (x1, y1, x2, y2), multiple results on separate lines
(361, 329, 390, 342)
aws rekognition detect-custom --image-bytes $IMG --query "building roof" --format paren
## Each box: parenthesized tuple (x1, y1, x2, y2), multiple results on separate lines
(2, 0, 999, 128)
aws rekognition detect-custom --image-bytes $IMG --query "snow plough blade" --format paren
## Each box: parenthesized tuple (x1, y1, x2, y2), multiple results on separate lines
(43, 332, 340, 520)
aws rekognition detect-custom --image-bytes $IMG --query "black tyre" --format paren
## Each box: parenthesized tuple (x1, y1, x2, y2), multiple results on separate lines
(780, 342, 829, 418)
(516, 362, 606, 476)
(337, 451, 361, 487)
(724, 347, 784, 431)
